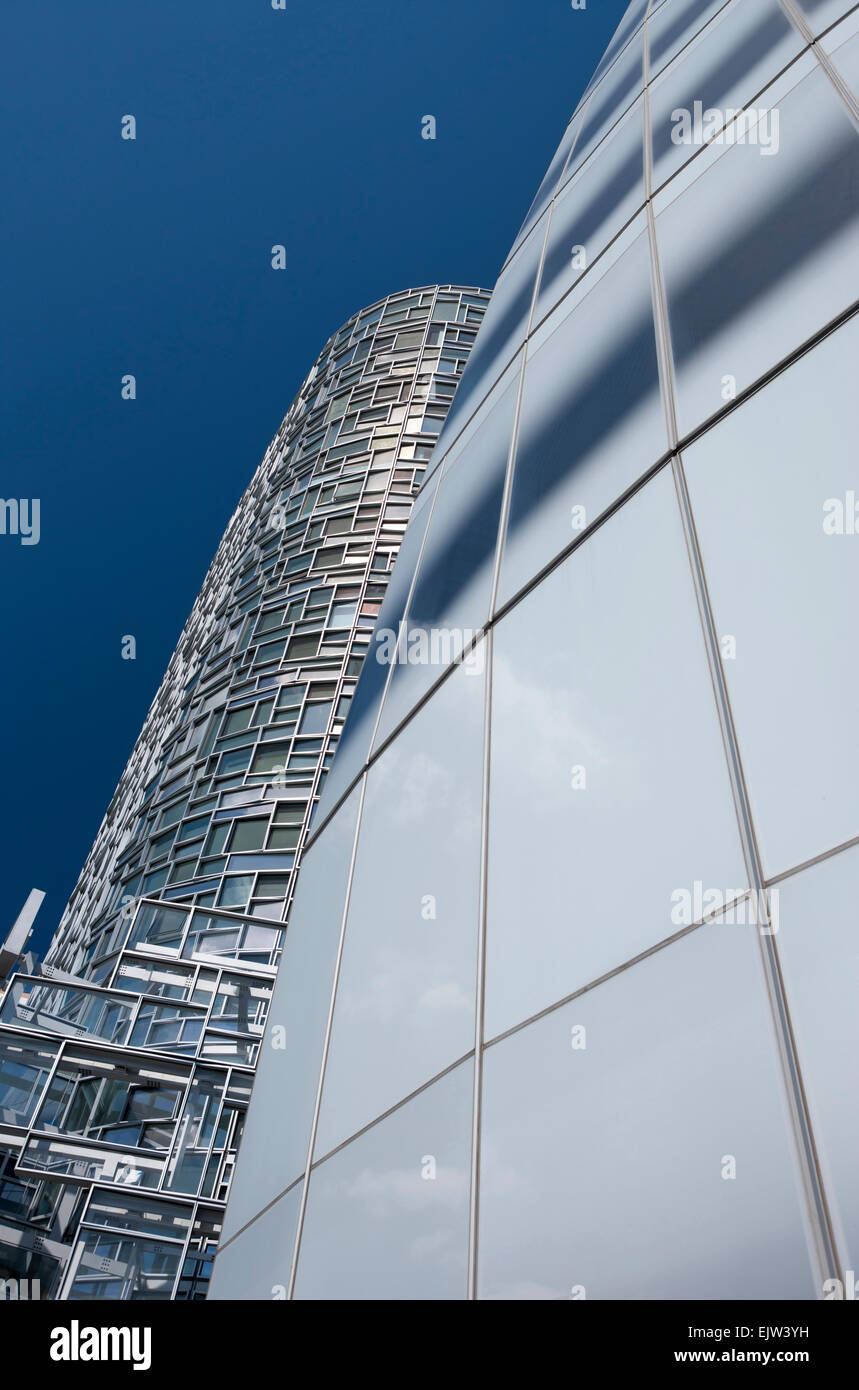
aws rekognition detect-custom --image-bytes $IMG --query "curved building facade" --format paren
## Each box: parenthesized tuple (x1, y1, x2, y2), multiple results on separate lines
(0, 284, 490, 1298)
(212, 0, 859, 1299)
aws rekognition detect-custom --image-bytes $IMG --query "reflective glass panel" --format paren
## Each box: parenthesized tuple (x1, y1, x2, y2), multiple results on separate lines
(487, 467, 746, 1037)
(478, 917, 815, 1299)
(373, 364, 519, 745)
(655, 60, 859, 439)
(295, 1060, 472, 1300)
(219, 787, 361, 1240)
(498, 216, 667, 605)
(774, 844, 859, 1272)
(208, 1182, 302, 1300)
(314, 652, 485, 1157)
(683, 317, 859, 874)
(315, 473, 442, 823)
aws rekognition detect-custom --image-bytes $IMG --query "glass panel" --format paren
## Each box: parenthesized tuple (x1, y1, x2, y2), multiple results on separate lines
(487, 467, 746, 1037)
(208, 1182, 302, 1300)
(1, 978, 133, 1045)
(535, 96, 645, 325)
(774, 844, 859, 1273)
(249, 745, 290, 776)
(20, 1135, 165, 1190)
(655, 59, 859, 439)
(165, 1069, 225, 1195)
(648, 0, 738, 83)
(821, 14, 859, 92)
(83, 1191, 193, 1240)
(0, 1038, 57, 1126)
(648, 0, 802, 192)
(219, 787, 361, 1242)
(130, 903, 188, 951)
(113, 957, 193, 999)
(298, 701, 332, 735)
(314, 651, 485, 1157)
(506, 109, 584, 264)
(682, 317, 859, 874)
(498, 216, 667, 605)
(228, 818, 268, 852)
(295, 1060, 472, 1300)
(373, 364, 519, 746)
(440, 221, 541, 435)
(795, 0, 855, 35)
(560, 28, 645, 189)
(66, 1230, 182, 1300)
(216, 876, 253, 911)
(314, 472, 442, 823)
(478, 916, 815, 1299)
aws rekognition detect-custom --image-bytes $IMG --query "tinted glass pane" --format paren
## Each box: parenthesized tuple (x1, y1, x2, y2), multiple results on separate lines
(373, 364, 519, 746)
(683, 317, 859, 874)
(648, 0, 802, 191)
(655, 60, 859, 438)
(795, 0, 855, 33)
(535, 95, 644, 325)
(208, 1181, 302, 1300)
(498, 217, 667, 604)
(648, 0, 735, 82)
(479, 917, 815, 1299)
(774, 845, 859, 1273)
(295, 1060, 472, 1300)
(219, 788, 361, 1241)
(443, 223, 542, 429)
(506, 111, 584, 263)
(315, 472, 442, 823)
(487, 467, 746, 1037)
(314, 653, 485, 1157)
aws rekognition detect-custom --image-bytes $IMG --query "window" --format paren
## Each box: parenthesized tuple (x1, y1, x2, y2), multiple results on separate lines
(223, 707, 253, 735)
(176, 815, 209, 845)
(276, 683, 305, 710)
(228, 818, 269, 853)
(218, 748, 252, 776)
(149, 829, 176, 860)
(253, 874, 292, 901)
(329, 603, 356, 629)
(217, 877, 254, 910)
(312, 546, 345, 569)
(298, 702, 332, 736)
(286, 634, 319, 660)
(268, 825, 300, 850)
(255, 607, 286, 634)
(251, 698, 274, 727)
(203, 823, 229, 856)
(250, 744, 291, 776)
(131, 904, 188, 951)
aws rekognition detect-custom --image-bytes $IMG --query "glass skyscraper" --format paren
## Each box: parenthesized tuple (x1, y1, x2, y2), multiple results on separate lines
(0, 285, 489, 1299)
(211, 0, 859, 1299)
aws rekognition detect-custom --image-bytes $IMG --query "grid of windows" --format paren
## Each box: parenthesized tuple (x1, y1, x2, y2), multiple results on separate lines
(212, 0, 859, 1300)
(43, 284, 489, 962)
(0, 286, 489, 1299)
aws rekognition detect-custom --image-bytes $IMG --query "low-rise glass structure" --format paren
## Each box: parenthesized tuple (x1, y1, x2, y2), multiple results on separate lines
(211, 0, 859, 1300)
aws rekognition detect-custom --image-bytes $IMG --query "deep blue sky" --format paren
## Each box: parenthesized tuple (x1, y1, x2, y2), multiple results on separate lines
(1, 0, 624, 955)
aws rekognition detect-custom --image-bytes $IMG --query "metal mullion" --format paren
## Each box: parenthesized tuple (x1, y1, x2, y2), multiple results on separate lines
(171, 1197, 199, 1300)
(778, 0, 859, 126)
(466, 628, 494, 1300)
(643, 0, 842, 1293)
(161, 1063, 197, 1191)
(25, 1037, 66, 1138)
(286, 772, 368, 1298)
